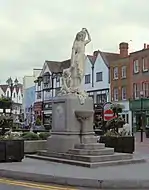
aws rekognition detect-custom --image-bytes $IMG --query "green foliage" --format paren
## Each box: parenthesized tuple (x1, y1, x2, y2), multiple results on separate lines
(105, 117, 125, 130)
(104, 103, 126, 136)
(111, 103, 124, 116)
(21, 132, 40, 140)
(0, 115, 13, 129)
(104, 128, 131, 137)
(104, 130, 118, 137)
(21, 132, 50, 140)
(12, 123, 20, 130)
(38, 132, 50, 140)
(0, 131, 51, 141)
(0, 131, 23, 140)
(35, 118, 41, 126)
(0, 97, 12, 109)
(0, 96, 11, 101)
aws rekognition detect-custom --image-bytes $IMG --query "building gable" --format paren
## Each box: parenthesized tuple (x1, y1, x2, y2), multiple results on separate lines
(83, 56, 92, 90)
(5, 86, 11, 97)
(93, 53, 109, 90)
(41, 61, 51, 76)
(0, 86, 5, 97)
(12, 87, 17, 99)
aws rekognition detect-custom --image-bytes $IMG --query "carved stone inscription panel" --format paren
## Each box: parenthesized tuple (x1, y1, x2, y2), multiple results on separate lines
(53, 102, 66, 131)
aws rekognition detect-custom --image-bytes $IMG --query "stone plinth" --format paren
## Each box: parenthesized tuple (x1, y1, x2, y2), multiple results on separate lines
(47, 95, 96, 153)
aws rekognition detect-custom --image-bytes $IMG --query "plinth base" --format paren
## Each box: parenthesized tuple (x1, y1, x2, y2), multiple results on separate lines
(26, 143, 146, 168)
(47, 94, 94, 153)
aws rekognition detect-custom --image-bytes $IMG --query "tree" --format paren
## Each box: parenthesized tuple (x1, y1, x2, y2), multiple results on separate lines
(0, 97, 12, 109)
(0, 115, 13, 135)
(105, 103, 125, 134)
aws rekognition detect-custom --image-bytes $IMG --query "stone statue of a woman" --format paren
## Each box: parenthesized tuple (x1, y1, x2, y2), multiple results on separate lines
(70, 28, 91, 90)
(60, 28, 91, 104)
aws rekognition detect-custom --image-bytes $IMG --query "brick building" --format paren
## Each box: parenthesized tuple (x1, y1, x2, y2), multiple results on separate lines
(110, 42, 132, 127)
(130, 44, 149, 131)
(130, 43, 149, 99)
(110, 42, 149, 132)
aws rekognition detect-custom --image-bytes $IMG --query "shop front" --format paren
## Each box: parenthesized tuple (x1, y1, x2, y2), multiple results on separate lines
(43, 101, 52, 130)
(33, 102, 43, 121)
(129, 98, 149, 133)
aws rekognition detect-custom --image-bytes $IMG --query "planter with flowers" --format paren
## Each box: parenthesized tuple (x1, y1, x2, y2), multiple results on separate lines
(99, 103, 134, 154)
(0, 131, 24, 162)
(22, 131, 50, 154)
(0, 118, 50, 162)
(0, 113, 24, 162)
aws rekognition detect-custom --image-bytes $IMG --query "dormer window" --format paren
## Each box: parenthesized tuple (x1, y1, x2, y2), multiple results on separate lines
(43, 72, 50, 84)
(37, 76, 43, 86)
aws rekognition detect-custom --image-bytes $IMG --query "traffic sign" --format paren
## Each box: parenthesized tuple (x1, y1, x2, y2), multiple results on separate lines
(104, 109, 114, 121)
(103, 102, 115, 121)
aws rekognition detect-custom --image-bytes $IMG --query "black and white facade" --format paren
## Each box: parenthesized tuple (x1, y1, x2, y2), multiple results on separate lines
(83, 51, 111, 104)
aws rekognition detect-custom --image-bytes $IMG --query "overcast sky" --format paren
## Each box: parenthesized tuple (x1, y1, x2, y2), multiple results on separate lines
(0, 0, 149, 83)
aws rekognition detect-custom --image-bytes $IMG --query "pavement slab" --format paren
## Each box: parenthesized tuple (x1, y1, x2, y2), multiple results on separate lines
(0, 158, 149, 189)
(0, 132, 149, 189)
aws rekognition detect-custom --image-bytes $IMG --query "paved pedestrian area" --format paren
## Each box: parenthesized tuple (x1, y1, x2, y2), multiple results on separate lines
(0, 156, 148, 180)
(0, 133, 149, 181)
(0, 133, 149, 189)
(135, 132, 149, 157)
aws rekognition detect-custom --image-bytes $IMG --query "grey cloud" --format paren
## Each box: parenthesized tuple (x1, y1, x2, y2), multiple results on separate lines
(0, 0, 149, 82)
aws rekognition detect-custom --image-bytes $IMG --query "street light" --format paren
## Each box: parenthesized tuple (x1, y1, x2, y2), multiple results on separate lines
(7, 77, 13, 99)
(7, 77, 13, 115)
(140, 91, 144, 142)
(30, 105, 33, 130)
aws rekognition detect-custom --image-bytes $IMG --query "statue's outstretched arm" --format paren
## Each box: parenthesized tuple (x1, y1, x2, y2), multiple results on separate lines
(84, 29, 91, 45)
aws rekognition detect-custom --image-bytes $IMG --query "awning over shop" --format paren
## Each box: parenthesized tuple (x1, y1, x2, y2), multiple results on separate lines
(129, 98, 149, 111)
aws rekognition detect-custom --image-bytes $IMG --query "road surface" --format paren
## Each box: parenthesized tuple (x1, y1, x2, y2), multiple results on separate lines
(0, 178, 77, 190)
(0, 178, 147, 190)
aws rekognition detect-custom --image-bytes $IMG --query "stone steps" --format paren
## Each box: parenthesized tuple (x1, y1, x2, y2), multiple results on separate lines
(26, 142, 146, 167)
(37, 150, 133, 162)
(74, 143, 105, 150)
(26, 154, 146, 168)
(68, 147, 114, 155)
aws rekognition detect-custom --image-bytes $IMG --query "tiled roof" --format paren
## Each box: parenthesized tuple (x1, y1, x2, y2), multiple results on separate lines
(46, 59, 70, 73)
(0, 84, 22, 94)
(46, 51, 119, 74)
(87, 51, 120, 67)
(87, 55, 98, 65)
(0, 85, 8, 93)
(100, 52, 120, 67)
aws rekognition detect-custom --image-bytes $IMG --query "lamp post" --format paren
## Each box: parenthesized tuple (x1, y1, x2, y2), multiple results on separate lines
(140, 91, 144, 142)
(30, 105, 33, 129)
(37, 76, 43, 125)
(7, 77, 13, 115)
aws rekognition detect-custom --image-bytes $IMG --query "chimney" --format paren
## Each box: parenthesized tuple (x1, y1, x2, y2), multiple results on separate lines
(93, 50, 99, 57)
(119, 42, 129, 58)
(144, 43, 147, 49)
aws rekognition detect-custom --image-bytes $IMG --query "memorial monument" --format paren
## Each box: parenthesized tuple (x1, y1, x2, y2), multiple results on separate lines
(46, 28, 96, 153)
(27, 29, 146, 167)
